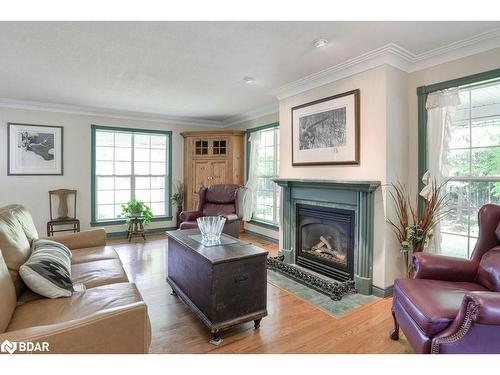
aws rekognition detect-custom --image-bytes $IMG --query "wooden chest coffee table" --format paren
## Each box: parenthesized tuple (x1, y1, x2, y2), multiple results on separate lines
(166, 229, 268, 344)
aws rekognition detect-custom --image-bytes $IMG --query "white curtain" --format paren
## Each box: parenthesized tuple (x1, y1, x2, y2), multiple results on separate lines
(420, 87, 461, 252)
(242, 132, 261, 221)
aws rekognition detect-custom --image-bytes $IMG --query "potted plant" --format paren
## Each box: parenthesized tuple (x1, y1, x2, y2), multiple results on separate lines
(119, 199, 154, 225)
(171, 181, 185, 228)
(387, 179, 448, 277)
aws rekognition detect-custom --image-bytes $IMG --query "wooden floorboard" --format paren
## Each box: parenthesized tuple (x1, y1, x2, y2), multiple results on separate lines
(110, 233, 412, 354)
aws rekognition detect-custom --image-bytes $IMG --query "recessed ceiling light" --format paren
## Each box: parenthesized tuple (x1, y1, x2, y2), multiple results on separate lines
(243, 76, 255, 84)
(312, 38, 328, 48)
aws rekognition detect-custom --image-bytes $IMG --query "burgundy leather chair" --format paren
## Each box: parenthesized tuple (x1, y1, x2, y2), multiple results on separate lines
(390, 204, 500, 354)
(179, 184, 246, 238)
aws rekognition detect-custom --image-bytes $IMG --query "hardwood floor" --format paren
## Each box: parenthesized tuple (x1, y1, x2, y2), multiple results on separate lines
(110, 233, 412, 354)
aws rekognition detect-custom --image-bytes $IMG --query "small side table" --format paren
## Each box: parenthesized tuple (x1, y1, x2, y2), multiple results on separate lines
(127, 216, 146, 242)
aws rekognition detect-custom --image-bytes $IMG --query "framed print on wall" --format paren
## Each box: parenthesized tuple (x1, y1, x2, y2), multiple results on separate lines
(291, 89, 360, 166)
(7, 123, 63, 175)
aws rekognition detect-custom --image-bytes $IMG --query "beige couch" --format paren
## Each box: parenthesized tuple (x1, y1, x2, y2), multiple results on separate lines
(0, 204, 151, 354)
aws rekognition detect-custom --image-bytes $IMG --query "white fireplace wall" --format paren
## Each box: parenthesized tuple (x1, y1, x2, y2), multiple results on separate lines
(278, 65, 409, 290)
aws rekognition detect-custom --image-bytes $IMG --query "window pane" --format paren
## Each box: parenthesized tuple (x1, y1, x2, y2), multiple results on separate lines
(151, 189, 164, 202)
(115, 147, 131, 162)
(134, 134, 150, 147)
(439, 233, 468, 259)
(115, 133, 132, 147)
(115, 177, 130, 190)
(96, 132, 114, 147)
(115, 162, 131, 175)
(96, 146, 114, 161)
(449, 120, 470, 149)
(151, 177, 165, 189)
(150, 202, 165, 216)
(96, 161, 113, 175)
(97, 176, 114, 190)
(151, 135, 166, 149)
(447, 149, 470, 177)
(441, 181, 469, 236)
(97, 204, 114, 220)
(136, 189, 150, 202)
(150, 162, 165, 175)
(97, 190, 114, 205)
(471, 118, 500, 148)
(151, 149, 166, 162)
(135, 177, 150, 189)
(471, 147, 500, 177)
(115, 190, 130, 204)
(135, 148, 150, 162)
(135, 162, 150, 174)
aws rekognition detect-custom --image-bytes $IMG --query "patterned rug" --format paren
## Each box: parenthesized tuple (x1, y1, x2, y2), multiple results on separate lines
(266, 256, 377, 317)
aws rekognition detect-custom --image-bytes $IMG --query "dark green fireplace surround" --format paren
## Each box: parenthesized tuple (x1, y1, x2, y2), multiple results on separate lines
(274, 178, 380, 295)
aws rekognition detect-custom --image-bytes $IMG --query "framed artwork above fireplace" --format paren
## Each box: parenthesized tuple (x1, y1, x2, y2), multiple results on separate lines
(291, 89, 360, 166)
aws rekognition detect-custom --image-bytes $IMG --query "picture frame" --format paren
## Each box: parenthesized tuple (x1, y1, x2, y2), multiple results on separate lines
(291, 89, 360, 166)
(7, 122, 64, 175)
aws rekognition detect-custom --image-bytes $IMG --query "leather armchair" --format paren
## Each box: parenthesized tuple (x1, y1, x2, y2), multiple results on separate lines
(390, 204, 500, 353)
(179, 184, 247, 238)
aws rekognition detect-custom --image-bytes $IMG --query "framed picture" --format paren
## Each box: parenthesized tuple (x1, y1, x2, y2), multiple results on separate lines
(291, 89, 360, 166)
(7, 123, 63, 175)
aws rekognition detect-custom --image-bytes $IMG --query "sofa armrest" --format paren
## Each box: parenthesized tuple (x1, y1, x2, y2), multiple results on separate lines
(179, 210, 203, 222)
(412, 253, 478, 282)
(46, 228, 106, 250)
(431, 291, 500, 353)
(0, 301, 151, 353)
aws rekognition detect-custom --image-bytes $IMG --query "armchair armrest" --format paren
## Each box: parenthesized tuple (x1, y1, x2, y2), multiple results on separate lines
(179, 210, 203, 222)
(413, 253, 478, 282)
(46, 228, 106, 250)
(220, 213, 239, 223)
(0, 301, 151, 353)
(431, 292, 500, 353)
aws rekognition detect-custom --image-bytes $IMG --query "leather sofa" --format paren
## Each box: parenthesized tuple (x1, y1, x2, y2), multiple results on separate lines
(0, 204, 151, 354)
(179, 184, 246, 238)
(390, 203, 500, 354)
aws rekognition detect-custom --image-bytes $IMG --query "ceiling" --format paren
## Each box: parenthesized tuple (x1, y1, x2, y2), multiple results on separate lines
(0, 21, 499, 124)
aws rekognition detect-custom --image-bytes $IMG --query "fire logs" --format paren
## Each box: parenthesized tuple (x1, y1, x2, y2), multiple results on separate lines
(310, 235, 346, 262)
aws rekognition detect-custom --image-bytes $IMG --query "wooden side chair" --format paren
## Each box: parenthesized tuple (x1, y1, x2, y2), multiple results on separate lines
(47, 189, 80, 236)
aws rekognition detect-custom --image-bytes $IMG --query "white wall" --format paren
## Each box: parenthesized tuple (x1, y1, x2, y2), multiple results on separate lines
(0, 106, 207, 236)
(226, 112, 280, 240)
(278, 65, 409, 289)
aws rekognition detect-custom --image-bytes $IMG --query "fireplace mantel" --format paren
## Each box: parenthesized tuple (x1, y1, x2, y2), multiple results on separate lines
(274, 178, 381, 295)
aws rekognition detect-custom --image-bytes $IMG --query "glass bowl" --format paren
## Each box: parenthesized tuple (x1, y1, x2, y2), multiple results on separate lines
(197, 216, 226, 244)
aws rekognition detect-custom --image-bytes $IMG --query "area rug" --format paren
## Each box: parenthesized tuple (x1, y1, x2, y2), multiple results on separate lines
(266, 256, 377, 317)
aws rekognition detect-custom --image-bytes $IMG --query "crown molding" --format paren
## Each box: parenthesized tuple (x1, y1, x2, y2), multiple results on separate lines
(270, 28, 500, 100)
(0, 98, 224, 128)
(222, 102, 278, 128)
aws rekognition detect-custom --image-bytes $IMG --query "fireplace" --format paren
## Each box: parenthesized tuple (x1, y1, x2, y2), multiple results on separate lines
(296, 204, 355, 282)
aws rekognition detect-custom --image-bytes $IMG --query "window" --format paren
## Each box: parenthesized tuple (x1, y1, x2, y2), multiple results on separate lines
(439, 80, 500, 258)
(248, 124, 280, 226)
(91, 125, 171, 224)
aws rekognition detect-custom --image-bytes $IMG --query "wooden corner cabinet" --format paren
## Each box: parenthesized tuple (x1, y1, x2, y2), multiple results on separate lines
(181, 130, 245, 210)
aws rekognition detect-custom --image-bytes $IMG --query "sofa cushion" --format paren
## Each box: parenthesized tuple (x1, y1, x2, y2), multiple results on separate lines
(8, 204, 38, 243)
(205, 184, 239, 204)
(476, 246, 500, 291)
(71, 246, 120, 265)
(19, 239, 74, 298)
(71, 259, 128, 288)
(0, 206, 32, 272)
(394, 278, 488, 336)
(0, 250, 16, 333)
(6, 283, 143, 332)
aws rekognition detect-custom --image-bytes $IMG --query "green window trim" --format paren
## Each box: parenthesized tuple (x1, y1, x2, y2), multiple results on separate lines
(416, 67, 500, 216)
(245, 122, 280, 225)
(91, 124, 173, 226)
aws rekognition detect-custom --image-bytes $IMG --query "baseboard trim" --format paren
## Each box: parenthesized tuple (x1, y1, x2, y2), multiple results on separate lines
(244, 229, 279, 244)
(372, 284, 394, 298)
(107, 226, 177, 239)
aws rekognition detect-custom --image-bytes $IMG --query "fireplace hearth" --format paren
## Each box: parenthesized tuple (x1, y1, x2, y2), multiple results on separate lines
(296, 204, 354, 282)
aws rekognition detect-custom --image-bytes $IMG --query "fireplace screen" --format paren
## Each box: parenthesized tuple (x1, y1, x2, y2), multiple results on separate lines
(296, 204, 354, 281)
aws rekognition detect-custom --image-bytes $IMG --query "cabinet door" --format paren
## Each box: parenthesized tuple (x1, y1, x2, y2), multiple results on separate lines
(210, 160, 229, 185)
(193, 160, 211, 194)
(211, 138, 228, 156)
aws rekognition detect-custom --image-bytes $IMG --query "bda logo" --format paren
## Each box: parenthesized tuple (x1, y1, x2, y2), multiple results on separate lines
(1, 340, 17, 354)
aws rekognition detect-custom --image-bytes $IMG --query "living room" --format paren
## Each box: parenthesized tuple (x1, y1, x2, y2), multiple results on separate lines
(1, 1, 500, 372)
